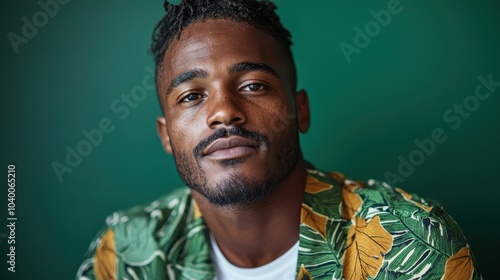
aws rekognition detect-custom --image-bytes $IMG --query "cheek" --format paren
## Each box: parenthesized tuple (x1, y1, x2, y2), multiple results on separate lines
(168, 129, 187, 155)
(251, 99, 296, 138)
(167, 113, 207, 153)
(166, 118, 189, 152)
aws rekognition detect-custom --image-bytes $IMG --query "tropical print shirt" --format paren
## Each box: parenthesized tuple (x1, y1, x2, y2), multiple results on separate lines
(76, 164, 481, 280)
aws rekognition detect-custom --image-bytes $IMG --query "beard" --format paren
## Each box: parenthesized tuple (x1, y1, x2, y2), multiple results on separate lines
(172, 126, 299, 206)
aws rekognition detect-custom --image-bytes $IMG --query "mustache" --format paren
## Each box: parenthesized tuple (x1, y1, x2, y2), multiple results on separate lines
(193, 127, 269, 157)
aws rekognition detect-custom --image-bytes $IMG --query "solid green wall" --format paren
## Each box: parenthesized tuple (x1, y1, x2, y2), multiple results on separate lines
(1, 0, 498, 279)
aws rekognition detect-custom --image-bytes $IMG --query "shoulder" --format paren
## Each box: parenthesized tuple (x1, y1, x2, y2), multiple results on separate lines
(104, 187, 195, 260)
(343, 177, 440, 219)
(76, 188, 196, 279)
(106, 187, 193, 235)
(302, 166, 439, 221)
(342, 179, 480, 279)
(304, 163, 480, 279)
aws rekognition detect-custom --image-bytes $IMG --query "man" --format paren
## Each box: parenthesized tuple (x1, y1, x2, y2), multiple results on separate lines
(77, 0, 481, 279)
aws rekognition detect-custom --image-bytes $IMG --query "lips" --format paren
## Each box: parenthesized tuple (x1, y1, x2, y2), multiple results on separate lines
(202, 136, 259, 157)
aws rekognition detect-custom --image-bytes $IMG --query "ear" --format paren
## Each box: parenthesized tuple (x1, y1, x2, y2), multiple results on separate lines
(295, 89, 310, 133)
(156, 116, 173, 154)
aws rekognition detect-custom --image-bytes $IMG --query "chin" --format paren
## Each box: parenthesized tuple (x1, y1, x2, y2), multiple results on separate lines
(202, 173, 275, 206)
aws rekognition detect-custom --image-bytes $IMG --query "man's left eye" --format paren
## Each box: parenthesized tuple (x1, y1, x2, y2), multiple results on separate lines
(241, 83, 266, 92)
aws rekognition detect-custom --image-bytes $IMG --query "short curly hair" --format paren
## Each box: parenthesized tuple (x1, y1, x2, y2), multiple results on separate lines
(150, 0, 296, 87)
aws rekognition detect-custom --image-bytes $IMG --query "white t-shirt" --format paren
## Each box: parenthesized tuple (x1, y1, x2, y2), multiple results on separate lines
(210, 233, 299, 280)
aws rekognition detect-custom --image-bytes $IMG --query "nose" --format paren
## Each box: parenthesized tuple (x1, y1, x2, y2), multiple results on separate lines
(206, 89, 246, 129)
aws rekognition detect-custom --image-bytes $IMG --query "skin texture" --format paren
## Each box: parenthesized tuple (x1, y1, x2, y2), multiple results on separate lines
(156, 19, 311, 268)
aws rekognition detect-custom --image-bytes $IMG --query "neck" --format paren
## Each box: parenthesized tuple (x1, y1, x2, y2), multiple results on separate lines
(192, 159, 307, 268)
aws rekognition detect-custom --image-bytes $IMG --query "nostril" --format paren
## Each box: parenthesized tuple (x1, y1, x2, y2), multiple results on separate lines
(209, 117, 243, 129)
(211, 120, 223, 127)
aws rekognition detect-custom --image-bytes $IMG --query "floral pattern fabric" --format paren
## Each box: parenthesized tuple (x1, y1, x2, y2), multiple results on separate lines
(77, 164, 481, 279)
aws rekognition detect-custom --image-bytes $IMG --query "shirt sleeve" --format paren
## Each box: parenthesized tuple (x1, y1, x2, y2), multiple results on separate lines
(349, 180, 482, 279)
(76, 227, 117, 280)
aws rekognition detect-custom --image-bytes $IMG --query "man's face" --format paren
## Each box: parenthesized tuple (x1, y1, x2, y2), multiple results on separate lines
(156, 19, 309, 206)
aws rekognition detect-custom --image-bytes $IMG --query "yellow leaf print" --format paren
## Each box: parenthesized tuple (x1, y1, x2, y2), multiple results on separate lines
(342, 180, 363, 220)
(344, 216, 393, 280)
(193, 201, 202, 220)
(395, 188, 433, 212)
(297, 264, 313, 280)
(300, 204, 328, 239)
(442, 247, 474, 280)
(95, 229, 117, 280)
(328, 171, 345, 183)
(305, 174, 333, 194)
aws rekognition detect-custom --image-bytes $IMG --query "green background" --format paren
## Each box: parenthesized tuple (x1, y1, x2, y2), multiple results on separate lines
(1, 0, 498, 279)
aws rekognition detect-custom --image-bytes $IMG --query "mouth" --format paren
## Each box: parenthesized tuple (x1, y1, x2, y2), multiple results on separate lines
(202, 136, 259, 160)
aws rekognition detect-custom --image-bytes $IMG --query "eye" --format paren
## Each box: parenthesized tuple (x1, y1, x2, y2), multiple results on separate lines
(180, 92, 204, 103)
(241, 83, 267, 92)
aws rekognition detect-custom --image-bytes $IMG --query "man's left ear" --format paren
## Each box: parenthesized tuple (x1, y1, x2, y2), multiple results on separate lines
(156, 116, 173, 154)
(295, 89, 310, 133)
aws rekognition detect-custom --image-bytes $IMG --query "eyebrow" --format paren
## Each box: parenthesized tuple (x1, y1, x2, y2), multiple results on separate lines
(230, 62, 280, 78)
(165, 62, 279, 96)
(166, 69, 208, 95)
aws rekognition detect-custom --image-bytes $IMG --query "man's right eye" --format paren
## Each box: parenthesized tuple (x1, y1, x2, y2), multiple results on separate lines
(180, 93, 203, 103)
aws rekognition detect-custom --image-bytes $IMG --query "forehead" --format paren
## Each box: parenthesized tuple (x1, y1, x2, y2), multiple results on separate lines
(159, 19, 289, 90)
